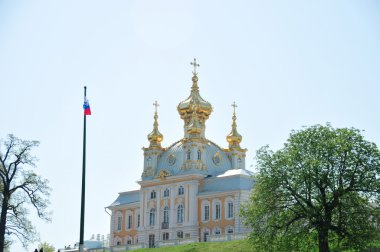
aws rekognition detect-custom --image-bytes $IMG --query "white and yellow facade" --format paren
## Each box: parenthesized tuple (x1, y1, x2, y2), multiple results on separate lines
(107, 61, 253, 248)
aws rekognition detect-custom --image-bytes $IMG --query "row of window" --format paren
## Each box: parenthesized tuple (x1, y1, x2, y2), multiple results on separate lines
(116, 212, 140, 231)
(150, 186, 184, 199)
(186, 150, 202, 161)
(150, 204, 184, 226)
(115, 226, 235, 246)
(202, 200, 234, 221)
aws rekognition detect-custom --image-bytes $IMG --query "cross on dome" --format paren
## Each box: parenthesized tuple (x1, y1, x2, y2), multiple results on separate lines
(190, 58, 200, 75)
(232, 101, 238, 115)
(153, 100, 159, 113)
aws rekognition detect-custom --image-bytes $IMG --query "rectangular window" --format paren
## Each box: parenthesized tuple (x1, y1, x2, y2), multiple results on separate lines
(204, 205, 209, 221)
(137, 214, 140, 227)
(228, 202, 234, 218)
(128, 215, 132, 229)
(215, 204, 221, 220)
(117, 216, 122, 230)
(163, 232, 169, 240)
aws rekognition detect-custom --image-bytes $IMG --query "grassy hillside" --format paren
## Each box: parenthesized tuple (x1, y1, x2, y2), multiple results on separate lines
(127, 240, 255, 252)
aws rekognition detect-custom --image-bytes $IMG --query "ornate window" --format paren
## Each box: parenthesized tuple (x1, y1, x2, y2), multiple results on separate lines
(149, 208, 156, 226)
(213, 199, 222, 220)
(178, 186, 184, 195)
(115, 211, 122, 231)
(228, 202, 234, 218)
(127, 214, 132, 229)
(225, 198, 234, 219)
(147, 156, 152, 167)
(197, 150, 201, 160)
(163, 188, 170, 197)
(215, 203, 221, 220)
(187, 150, 191, 160)
(204, 205, 209, 221)
(150, 190, 156, 199)
(177, 204, 184, 223)
(163, 206, 169, 224)
(237, 157, 242, 168)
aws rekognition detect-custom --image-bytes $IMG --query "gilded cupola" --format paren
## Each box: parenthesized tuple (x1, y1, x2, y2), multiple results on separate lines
(177, 59, 213, 139)
(227, 102, 243, 149)
(147, 101, 163, 148)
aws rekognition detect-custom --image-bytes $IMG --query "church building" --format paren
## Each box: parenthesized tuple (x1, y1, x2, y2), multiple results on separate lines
(107, 60, 253, 249)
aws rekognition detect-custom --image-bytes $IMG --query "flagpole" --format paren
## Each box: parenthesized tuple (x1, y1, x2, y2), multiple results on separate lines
(79, 86, 87, 252)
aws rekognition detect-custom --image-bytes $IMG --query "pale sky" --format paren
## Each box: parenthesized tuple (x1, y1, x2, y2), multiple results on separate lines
(0, 0, 379, 251)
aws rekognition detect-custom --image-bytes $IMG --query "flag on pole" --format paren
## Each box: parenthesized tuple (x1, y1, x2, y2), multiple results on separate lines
(83, 97, 91, 115)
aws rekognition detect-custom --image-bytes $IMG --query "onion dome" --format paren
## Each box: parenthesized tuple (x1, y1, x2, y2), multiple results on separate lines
(227, 102, 242, 149)
(147, 101, 163, 148)
(177, 59, 213, 139)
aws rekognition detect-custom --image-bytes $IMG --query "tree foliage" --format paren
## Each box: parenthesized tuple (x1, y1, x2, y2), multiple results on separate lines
(0, 134, 51, 251)
(38, 241, 55, 252)
(241, 124, 380, 252)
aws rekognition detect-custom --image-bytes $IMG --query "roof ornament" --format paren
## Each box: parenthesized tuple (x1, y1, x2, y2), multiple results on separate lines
(190, 58, 200, 75)
(147, 100, 163, 148)
(226, 101, 242, 149)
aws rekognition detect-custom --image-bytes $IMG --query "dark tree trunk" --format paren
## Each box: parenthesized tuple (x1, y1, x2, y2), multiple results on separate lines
(0, 194, 9, 252)
(318, 227, 330, 252)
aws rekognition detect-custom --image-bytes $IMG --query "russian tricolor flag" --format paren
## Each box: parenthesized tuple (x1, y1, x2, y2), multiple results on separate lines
(83, 97, 91, 115)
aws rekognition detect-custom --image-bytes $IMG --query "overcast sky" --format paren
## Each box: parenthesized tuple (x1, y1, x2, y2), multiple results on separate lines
(1, 0, 379, 251)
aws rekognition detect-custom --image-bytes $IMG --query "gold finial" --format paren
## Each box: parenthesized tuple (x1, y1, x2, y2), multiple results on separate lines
(190, 58, 200, 75)
(147, 101, 163, 148)
(227, 101, 242, 149)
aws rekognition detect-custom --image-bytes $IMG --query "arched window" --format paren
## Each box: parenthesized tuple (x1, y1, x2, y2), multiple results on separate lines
(213, 199, 221, 220)
(187, 150, 191, 160)
(197, 150, 201, 160)
(201, 200, 210, 222)
(147, 156, 152, 167)
(237, 157, 241, 168)
(163, 206, 169, 224)
(177, 204, 184, 223)
(215, 202, 221, 220)
(227, 202, 234, 218)
(149, 208, 156, 226)
(163, 188, 170, 197)
(178, 186, 184, 195)
(225, 198, 234, 219)
(115, 211, 123, 231)
(126, 212, 133, 229)
(150, 190, 156, 199)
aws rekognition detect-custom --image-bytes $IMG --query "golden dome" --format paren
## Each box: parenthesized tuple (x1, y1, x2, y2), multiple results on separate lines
(177, 59, 213, 140)
(226, 102, 242, 149)
(147, 101, 163, 148)
(177, 74, 213, 119)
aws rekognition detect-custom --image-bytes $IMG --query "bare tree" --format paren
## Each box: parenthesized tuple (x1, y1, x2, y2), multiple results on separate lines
(0, 134, 51, 251)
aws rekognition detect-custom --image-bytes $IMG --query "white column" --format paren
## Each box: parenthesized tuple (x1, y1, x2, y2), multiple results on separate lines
(169, 185, 175, 228)
(156, 188, 161, 229)
(188, 182, 198, 225)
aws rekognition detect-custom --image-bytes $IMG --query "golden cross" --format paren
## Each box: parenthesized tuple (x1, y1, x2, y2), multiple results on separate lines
(190, 58, 200, 75)
(153, 100, 159, 113)
(232, 101, 238, 114)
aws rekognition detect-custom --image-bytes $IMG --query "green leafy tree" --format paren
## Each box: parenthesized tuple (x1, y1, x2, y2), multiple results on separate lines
(241, 124, 380, 252)
(38, 241, 55, 252)
(0, 134, 51, 251)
